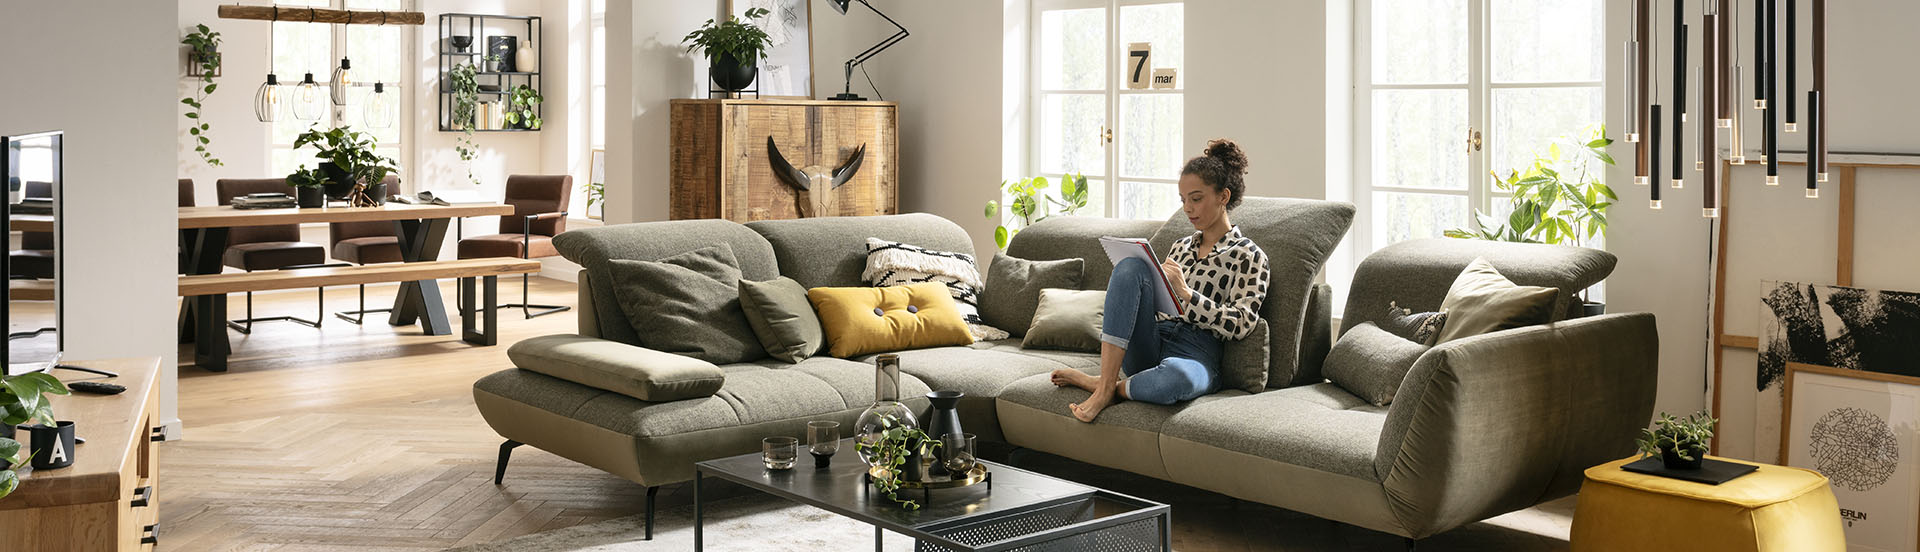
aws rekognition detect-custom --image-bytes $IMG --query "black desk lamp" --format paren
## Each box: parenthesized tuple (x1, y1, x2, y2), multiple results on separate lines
(828, 0, 909, 101)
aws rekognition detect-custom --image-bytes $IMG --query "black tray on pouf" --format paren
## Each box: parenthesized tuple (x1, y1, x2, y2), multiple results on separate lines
(1621, 456, 1758, 485)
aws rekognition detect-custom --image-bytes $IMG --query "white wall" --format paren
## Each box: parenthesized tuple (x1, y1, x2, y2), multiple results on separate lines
(3, 3, 181, 434)
(1604, 0, 1920, 460)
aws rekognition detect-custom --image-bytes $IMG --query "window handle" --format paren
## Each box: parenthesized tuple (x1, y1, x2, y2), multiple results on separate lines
(1466, 128, 1482, 155)
(1101, 126, 1113, 144)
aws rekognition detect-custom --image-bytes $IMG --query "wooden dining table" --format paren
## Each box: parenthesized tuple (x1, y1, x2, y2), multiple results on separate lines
(177, 203, 514, 370)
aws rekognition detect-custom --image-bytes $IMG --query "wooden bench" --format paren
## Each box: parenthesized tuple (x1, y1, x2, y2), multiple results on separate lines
(179, 258, 542, 350)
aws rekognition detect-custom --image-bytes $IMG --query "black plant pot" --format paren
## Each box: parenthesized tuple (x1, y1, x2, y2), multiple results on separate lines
(1582, 301, 1607, 317)
(27, 421, 75, 470)
(709, 53, 758, 92)
(1661, 446, 1704, 470)
(366, 180, 387, 205)
(295, 186, 325, 208)
(318, 162, 355, 200)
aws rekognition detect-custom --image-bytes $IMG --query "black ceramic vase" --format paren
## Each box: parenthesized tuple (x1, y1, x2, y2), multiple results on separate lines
(709, 53, 757, 92)
(295, 186, 324, 208)
(921, 391, 966, 443)
(1661, 446, 1704, 470)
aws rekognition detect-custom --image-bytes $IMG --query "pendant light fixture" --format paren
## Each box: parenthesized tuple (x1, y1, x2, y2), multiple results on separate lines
(1813, 0, 1828, 183)
(1806, 90, 1820, 198)
(365, 82, 395, 128)
(1671, 9, 1687, 190)
(1763, 0, 1779, 184)
(1625, 0, 1642, 144)
(1784, 0, 1797, 132)
(293, 72, 322, 121)
(1651, 106, 1664, 210)
(1633, 0, 1652, 186)
(331, 30, 352, 106)
(254, 20, 282, 123)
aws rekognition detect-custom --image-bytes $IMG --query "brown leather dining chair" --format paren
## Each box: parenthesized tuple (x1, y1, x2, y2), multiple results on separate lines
(10, 180, 53, 279)
(329, 175, 402, 324)
(215, 178, 330, 333)
(456, 174, 572, 319)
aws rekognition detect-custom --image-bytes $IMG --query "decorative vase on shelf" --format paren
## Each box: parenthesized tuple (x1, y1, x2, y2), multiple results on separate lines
(855, 354, 918, 470)
(516, 38, 536, 73)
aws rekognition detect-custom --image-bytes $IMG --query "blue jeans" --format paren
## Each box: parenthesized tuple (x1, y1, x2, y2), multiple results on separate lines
(1099, 257, 1223, 405)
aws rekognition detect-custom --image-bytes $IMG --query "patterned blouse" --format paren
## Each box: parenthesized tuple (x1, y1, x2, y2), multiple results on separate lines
(1158, 226, 1271, 341)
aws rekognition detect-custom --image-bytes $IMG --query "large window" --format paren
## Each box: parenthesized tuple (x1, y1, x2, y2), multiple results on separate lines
(1032, 0, 1183, 220)
(270, 0, 409, 179)
(1352, 0, 1603, 253)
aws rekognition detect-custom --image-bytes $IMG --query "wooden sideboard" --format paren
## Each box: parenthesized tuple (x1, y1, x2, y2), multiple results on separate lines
(669, 99, 898, 221)
(0, 358, 162, 550)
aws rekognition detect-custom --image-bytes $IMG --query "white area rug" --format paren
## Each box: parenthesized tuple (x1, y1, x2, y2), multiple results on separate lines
(443, 496, 914, 552)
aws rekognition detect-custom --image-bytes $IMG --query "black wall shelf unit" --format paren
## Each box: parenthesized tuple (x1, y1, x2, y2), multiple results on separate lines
(438, 13, 541, 132)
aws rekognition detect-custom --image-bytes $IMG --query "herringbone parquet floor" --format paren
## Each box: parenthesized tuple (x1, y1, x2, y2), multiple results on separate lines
(160, 278, 653, 551)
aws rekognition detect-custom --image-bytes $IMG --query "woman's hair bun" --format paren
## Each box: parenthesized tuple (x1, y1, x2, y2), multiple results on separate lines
(1204, 139, 1249, 174)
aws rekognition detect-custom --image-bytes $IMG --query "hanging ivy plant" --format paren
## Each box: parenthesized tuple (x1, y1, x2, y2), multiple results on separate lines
(181, 24, 223, 167)
(448, 56, 495, 186)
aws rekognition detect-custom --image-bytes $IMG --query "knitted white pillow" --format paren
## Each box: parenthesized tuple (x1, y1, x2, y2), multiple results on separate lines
(863, 238, 1010, 341)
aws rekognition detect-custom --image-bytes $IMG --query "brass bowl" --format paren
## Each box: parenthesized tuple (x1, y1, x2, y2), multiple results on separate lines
(869, 463, 989, 490)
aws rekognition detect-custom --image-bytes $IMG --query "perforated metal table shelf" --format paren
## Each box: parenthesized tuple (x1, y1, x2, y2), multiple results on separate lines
(693, 439, 1171, 552)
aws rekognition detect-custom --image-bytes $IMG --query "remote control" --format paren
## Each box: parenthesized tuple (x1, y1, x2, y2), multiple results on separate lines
(67, 381, 125, 395)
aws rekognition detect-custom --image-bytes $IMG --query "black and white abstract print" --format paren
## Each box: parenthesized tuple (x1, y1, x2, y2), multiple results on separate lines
(1759, 281, 1920, 391)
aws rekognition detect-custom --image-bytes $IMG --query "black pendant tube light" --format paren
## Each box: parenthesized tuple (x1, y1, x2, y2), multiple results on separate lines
(1764, 0, 1779, 184)
(1784, 0, 1797, 132)
(1703, 12, 1719, 217)
(1806, 90, 1820, 198)
(1753, 0, 1766, 109)
(1813, 0, 1827, 183)
(1651, 106, 1664, 209)
(1672, 19, 1687, 189)
(1717, 0, 1732, 128)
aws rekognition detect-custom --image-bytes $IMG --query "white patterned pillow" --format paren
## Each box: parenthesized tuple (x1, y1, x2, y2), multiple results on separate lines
(863, 238, 1011, 341)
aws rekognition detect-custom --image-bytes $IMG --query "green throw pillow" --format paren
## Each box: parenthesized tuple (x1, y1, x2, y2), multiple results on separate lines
(1220, 318, 1270, 394)
(606, 244, 766, 364)
(1435, 257, 1558, 343)
(1022, 288, 1105, 352)
(1324, 322, 1428, 406)
(978, 253, 1083, 338)
(739, 276, 826, 363)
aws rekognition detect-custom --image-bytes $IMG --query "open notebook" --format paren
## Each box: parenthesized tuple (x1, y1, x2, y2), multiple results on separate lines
(1097, 236, 1183, 316)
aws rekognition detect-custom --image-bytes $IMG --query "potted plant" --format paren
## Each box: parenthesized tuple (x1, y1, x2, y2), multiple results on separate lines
(448, 57, 494, 185)
(182, 23, 223, 167)
(853, 415, 940, 510)
(682, 7, 772, 93)
(287, 165, 328, 208)
(0, 371, 70, 499)
(292, 126, 397, 204)
(1445, 125, 1615, 315)
(1637, 410, 1716, 470)
(503, 84, 543, 130)
(983, 173, 1090, 250)
(585, 178, 604, 219)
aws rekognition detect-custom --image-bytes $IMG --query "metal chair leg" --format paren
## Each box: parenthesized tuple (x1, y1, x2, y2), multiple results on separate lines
(228, 269, 327, 332)
(497, 271, 571, 319)
(494, 440, 523, 485)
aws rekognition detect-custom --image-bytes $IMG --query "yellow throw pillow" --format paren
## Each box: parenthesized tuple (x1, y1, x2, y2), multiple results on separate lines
(809, 282, 976, 358)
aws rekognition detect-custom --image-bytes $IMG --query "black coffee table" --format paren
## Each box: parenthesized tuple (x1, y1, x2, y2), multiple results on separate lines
(693, 439, 1171, 551)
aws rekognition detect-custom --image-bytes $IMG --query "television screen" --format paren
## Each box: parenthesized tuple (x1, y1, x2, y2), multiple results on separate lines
(3, 130, 62, 374)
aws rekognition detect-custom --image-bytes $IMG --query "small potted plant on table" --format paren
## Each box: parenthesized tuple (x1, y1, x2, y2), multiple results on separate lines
(0, 371, 70, 498)
(682, 7, 772, 94)
(287, 165, 328, 208)
(1637, 410, 1716, 470)
(293, 126, 397, 207)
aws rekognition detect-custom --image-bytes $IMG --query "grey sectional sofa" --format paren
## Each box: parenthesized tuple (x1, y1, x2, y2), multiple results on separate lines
(472, 197, 1658, 541)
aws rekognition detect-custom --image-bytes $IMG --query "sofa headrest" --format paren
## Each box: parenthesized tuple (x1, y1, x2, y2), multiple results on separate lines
(1341, 238, 1617, 337)
(746, 213, 975, 289)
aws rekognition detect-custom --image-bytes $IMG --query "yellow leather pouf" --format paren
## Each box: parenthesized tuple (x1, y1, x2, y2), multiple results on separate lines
(1571, 456, 1845, 552)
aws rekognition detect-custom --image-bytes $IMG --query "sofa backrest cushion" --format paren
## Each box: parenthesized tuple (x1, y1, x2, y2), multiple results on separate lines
(747, 213, 975, 289)
(1146, 197, 1355, 389)
(1340, 239, 1616, 340)
(1005, 216, 1164, 290)
(553, 219, 778, 347)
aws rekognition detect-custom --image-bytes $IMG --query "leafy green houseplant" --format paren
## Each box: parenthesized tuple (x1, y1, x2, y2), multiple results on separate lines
(853, 414, 940, 510)
(585, 178, 604, 217)
(1446, 125, 1616, 248)
(448, 56, 496, 185)
(286, 164, 328, 207)
(682, 7, 772, 92)
(503, 84, 543, 130)
(1637, 410, 1716, 470)
(0, 371, 71, 499)
(292, 126, 397, 203)
(983, 173, 1090, 250)
(181, 23, 223, 167)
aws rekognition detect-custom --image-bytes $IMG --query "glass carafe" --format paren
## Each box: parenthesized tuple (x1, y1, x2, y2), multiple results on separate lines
(854, 354, 918, 467)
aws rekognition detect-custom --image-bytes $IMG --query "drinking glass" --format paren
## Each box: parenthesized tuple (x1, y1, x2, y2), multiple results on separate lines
(807, 421, 841, 468)
(762, 436, 798, 470)
(941, 433, 977, 475)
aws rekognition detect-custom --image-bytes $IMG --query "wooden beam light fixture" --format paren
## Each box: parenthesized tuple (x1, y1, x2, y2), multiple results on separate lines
(217, 4, 424, 26)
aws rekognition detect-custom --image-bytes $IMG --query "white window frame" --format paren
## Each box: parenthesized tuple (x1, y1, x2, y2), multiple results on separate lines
(1350, 0, 1605, 255)
(1030, 0, 1184, 220)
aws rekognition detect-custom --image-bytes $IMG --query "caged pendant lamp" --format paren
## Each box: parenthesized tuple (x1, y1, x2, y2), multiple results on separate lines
(254, 23, 282, 122)
(331, 34, 352, 106)
(293, 72, 322, 120)
(365, 82, 395, 129)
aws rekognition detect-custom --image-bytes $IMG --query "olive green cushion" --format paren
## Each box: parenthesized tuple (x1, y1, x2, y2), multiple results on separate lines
(1021, 288, 1106, 352)
(979, 253, 1083, 338)
(739, 277, 826, 363)
(605, 244, 766, 364)
(1323, 322, 1428, 406)
(1434, 257, 1559, 344)
(1220, 318, 1271, 394)
(506, 334, 727, 402)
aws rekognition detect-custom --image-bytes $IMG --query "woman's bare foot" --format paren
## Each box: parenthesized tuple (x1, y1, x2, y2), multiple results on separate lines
(1050, 368, 1099, 392)
(1070, 386, 1115, 422)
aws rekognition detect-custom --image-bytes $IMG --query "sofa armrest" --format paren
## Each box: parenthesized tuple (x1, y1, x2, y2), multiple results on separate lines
(507, 334, 726, 402)
(1372, 312, 1658, 538)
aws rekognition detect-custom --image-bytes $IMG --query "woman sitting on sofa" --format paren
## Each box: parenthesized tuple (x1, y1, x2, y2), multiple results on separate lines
(1051, 139, 1272, 422)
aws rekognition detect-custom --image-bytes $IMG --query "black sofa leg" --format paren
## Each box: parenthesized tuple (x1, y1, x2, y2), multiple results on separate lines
(494, 440, 522, 485)
(644, 485, 659, 540)
(1405, 537, 1419, 551)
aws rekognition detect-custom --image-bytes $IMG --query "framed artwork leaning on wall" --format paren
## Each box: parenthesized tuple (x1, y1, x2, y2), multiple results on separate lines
(1782, 362, 1920, 552)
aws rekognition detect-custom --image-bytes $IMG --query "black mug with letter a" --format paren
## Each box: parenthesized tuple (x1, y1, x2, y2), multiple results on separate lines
(28, 421, 76, 470)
